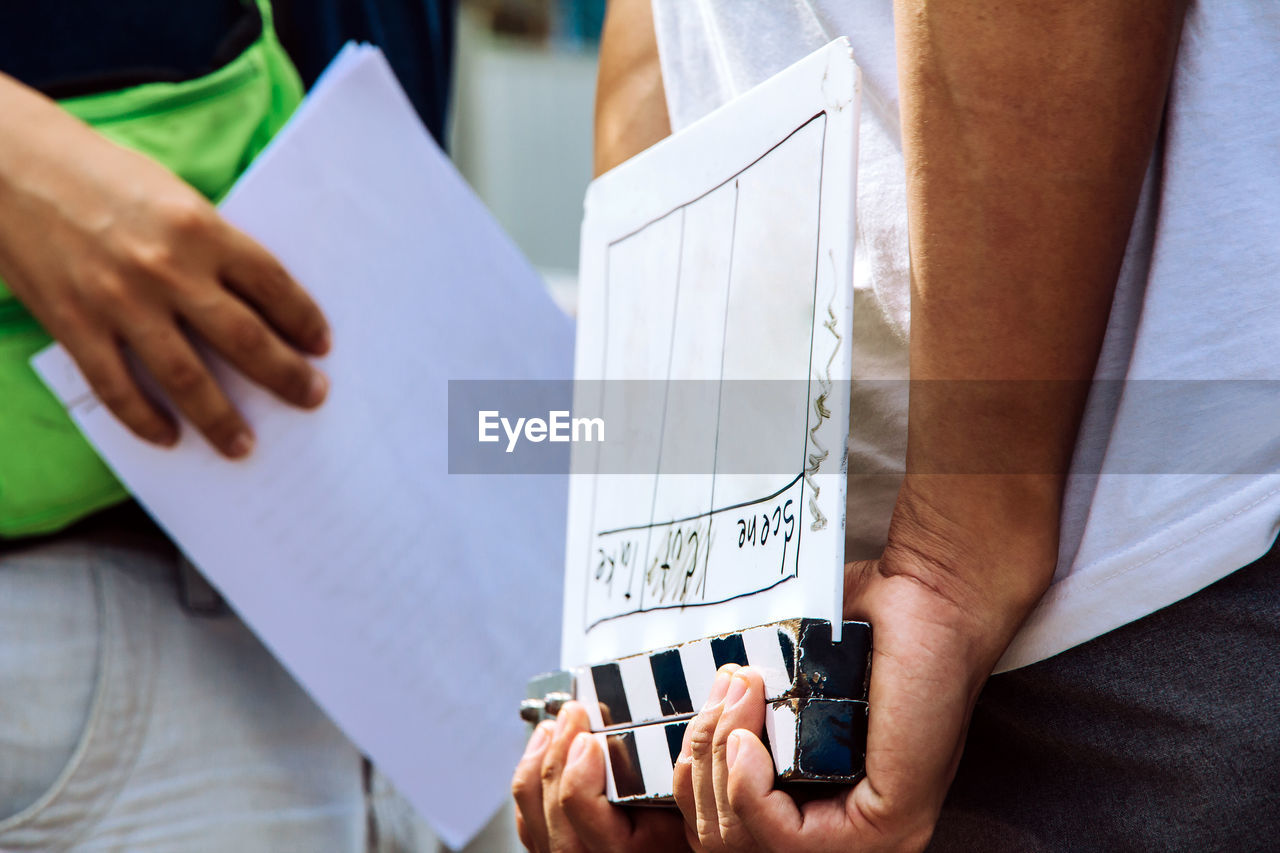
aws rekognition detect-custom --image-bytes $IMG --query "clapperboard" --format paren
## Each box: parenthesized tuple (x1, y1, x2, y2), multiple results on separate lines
(524, 619, 870, 802)
(524, 40, 867, 805)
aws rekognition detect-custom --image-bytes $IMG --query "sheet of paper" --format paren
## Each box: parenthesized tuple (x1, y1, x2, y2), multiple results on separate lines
(33, 44, 572, 849)
(561, 40, 862, 667)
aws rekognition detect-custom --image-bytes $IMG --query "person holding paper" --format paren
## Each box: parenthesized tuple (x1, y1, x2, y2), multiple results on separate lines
(0, 3, 446, 849)
(516, 0, 1280, 850)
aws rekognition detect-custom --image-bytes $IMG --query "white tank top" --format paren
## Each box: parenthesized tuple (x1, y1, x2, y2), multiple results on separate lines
(649, 0, 1280, 670)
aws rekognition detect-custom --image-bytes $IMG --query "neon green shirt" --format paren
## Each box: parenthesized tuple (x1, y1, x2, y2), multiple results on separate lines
(0, 0, 303, 537)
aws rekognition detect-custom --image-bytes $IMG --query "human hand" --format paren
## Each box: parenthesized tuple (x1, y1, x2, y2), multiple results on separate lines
(0, 75, 330, 457)
(673, 534, 1044, 853)
(512, 700, 691, 853)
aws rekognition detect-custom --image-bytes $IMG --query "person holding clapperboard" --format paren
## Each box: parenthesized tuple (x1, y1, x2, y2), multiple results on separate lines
(516, 1, 1280, 851)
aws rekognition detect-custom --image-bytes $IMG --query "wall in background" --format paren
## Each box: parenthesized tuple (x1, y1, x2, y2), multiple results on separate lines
(449, 2, 598, 300)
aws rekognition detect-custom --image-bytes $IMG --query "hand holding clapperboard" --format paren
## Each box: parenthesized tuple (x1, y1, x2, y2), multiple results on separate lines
(525, 39, 870, 804)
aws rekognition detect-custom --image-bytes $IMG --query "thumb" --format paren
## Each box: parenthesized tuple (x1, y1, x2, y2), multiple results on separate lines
(726, 729, 802, 850)
(559, 733, 632, 849)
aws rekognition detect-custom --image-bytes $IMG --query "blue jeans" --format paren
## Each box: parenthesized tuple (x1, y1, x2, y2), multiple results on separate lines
(0, 522, 515, 851)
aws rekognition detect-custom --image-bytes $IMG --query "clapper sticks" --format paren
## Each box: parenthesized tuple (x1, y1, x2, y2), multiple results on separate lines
(523, 619, 871, 803)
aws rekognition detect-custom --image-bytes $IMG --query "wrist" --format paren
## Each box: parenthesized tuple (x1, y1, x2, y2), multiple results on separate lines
(883, 473, 1060, 631)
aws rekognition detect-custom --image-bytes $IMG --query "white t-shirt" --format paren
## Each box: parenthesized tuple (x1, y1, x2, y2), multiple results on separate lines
(650, 0, 1280, 670)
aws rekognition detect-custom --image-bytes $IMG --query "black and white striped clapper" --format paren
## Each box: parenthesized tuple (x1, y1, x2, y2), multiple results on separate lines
(526, 619, 872, 805)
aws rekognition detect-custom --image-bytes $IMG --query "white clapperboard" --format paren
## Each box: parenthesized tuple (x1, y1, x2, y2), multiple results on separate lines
(523, 39, 869, 804)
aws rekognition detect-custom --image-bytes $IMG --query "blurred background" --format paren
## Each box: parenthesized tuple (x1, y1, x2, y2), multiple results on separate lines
(449, 0, 600, 314)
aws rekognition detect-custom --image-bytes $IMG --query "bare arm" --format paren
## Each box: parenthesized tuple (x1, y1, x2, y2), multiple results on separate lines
(893, 0, 1188, 611)
(690, 4, 1189, 852)
(593, 0, 670, 176)
(516, 1, 1187, 850)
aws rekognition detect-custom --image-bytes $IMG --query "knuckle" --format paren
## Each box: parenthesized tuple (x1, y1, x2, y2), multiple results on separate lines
(257, 257, 291, 295)
(539, 756, 562, 786)
(160, 196, 214, 237)
(40, 298, 82, 335)
(511, 771, 538, 805)
(82, 271, 133, 316)
(160, 355, 207, 397)
(226, 315, 269, 357)
(123, 241, 176, 279)
(95, 379, 136, 416)
(719, 815, 750, 848)
(695, 815, 720, 848)
(688, 717, 717, 759)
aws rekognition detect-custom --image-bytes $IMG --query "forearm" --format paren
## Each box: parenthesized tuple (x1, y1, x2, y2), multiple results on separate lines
(889, 0, 1187, 629)
(0, 74, 84, 223)
(593, 0, 670, 176)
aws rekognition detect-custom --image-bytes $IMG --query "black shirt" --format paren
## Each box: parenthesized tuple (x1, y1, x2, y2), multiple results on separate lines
(0, 0, 259, 97)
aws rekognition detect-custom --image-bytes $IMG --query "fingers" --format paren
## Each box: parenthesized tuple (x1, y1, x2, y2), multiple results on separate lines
(181, 292, 328, 410)
(541, 702, 591, 853)
(215, 222, 330, 355)
(724, 730, 805, 852)
(64, 330, 178, 446)
(675, 663, 741, 851)
(127, 321, 253, 457)
(513, 721, 555, 852)
(516, 711, 689, 853)
(558, 733, 633, 848)
(712, 670, 768, 848)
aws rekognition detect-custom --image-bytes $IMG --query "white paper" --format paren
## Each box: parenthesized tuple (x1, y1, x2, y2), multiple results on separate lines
(562, 40, 861, 667)
(33, 44, 572, 849)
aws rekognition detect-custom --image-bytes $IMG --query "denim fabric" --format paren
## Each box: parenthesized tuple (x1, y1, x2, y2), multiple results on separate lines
(930, 539, 1280, 852)
(0, 530, 367, 850)
(0, 524, 519, 851)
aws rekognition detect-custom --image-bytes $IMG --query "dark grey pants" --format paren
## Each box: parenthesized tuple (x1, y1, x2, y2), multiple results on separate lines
(929, 540, 1280, 852)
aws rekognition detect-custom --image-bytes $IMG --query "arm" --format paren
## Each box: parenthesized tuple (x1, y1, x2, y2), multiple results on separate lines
(515, 0, 1186, 849)
(681, 2, 1188, 851)
(593, 0, 670, 176)
(0, 73, 330, 457)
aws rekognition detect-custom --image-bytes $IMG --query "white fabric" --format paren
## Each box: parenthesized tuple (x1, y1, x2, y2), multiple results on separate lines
(0, 535, 519, 852)
(649, 0, 1280, 669)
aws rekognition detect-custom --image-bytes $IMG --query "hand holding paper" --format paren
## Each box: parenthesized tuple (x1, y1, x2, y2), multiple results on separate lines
(33, 44, 573, 849)
(0, 70, 330, 457)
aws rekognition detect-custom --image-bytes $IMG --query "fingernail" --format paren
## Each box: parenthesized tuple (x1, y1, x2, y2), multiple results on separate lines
(726, 731, 741, 770)
(305, 371, 329, 407)
(524, 723, 552, 757)
(704, 668, 732, 710)
(724, 673, 748, 707)
(567, 732, 591, 766)
(227, 430, 254, 458)
(554, 709, 571, 738)
(312, 328, 331, 354)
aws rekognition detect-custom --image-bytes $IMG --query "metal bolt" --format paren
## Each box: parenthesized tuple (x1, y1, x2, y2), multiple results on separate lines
(543, 691, 573, 716)
(520, 698, 546, 723)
